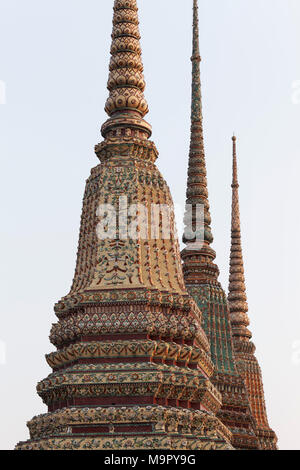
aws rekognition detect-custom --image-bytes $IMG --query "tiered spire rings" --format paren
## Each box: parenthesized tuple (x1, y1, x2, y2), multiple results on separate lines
(228, 136, 278, 450)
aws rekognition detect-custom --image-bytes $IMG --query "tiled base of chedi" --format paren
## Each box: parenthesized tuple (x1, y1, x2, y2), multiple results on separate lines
(16, 0, 233, 451)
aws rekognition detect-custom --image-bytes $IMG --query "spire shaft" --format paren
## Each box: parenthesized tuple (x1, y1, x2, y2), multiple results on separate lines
(231, 135, 241, 231)
(191, 0, 202, 118)
(228, 136, 252, 340)
(228, 137, 278, 449)
(192, 0, 200, 59)
(183, 0, 214, 249)
(182, 0, 217, 285)
(101, 0, 151, 140)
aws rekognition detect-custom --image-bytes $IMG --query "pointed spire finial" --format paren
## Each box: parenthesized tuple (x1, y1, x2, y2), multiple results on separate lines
(182, 0, 218, 283)
(232, 134, 239, 191)
(183, 0, 214, 248)
(228, 138, 278, 447)
(228, 136, 252, 342)
(100, 0, 152, 141)
(190, 0, 204, 123)
(192, 0, 201, 63)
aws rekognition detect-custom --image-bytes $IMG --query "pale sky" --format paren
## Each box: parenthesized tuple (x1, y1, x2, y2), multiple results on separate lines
(0, 0, 299, 450)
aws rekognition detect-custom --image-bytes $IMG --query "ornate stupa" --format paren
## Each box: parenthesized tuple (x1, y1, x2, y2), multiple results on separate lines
(228, 136, 277, 450)
(181, 0, 260, 450)
(16, 0, 233, 451)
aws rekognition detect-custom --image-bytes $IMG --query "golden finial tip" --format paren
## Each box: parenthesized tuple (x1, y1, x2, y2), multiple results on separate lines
(232, 134, 236, 141)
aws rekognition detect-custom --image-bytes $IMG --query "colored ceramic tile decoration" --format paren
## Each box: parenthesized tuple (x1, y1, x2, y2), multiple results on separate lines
(16, 0, 277, 451)
(16, 0, 233, 451)
(227, 136, 277, 449)
(181, 0, 277, 451)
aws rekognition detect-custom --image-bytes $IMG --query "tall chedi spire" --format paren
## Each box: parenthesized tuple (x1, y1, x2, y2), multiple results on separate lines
(181, 0, 260, 450)
(229, 136, 277, 450)
(16, 0, 233, 450)
(182, 0, 216, 279)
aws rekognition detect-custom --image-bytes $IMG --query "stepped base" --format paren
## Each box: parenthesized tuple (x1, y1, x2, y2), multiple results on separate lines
(16, 405, 233, 451)
(185, 283, 261, 450)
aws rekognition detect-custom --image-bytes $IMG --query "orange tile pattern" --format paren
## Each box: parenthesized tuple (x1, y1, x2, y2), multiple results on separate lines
(228, 136, 277, 449)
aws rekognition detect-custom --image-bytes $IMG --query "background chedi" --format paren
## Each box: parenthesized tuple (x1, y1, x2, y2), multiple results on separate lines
(181, 0, 277, 450)
(228, 136, 277, 448)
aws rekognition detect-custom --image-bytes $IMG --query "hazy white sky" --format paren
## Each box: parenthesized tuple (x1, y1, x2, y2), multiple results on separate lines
(0, 0, 299, 450)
